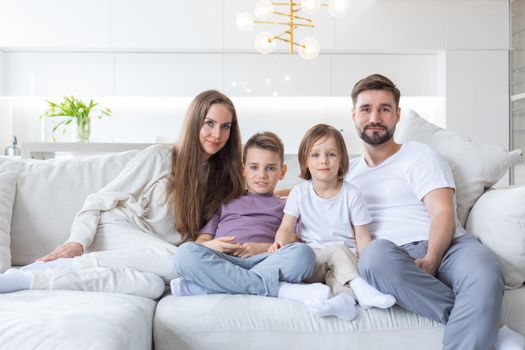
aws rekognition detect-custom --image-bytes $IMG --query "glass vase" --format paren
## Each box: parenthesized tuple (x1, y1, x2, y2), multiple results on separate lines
(76, 118, 91, 143)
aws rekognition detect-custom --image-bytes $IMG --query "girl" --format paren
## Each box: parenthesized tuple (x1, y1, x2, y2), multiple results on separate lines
(0, 90, 246, 298)
(271, 124, 396, 321)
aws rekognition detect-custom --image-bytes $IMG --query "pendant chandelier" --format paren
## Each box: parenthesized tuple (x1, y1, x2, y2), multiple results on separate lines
(236, 0, 350, 60)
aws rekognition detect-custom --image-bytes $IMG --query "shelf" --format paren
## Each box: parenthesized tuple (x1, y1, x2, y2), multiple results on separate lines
(511, 92, 525, 101)
(512, 27, 525, 36)
(20, 142, 155, 159)
(512, 65, 525, 73)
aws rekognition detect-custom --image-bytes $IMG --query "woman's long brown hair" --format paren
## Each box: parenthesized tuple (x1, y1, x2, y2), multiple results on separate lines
(166, 90, 244, 244)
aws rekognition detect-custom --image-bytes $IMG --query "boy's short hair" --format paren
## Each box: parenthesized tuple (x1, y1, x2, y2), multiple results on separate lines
(243, 131, 285, 165)
(298, 124, 349, 181)
(351, 74, 401, 108)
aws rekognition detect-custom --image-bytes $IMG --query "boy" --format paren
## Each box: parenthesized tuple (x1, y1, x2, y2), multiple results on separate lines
(170, 131, 335, 309)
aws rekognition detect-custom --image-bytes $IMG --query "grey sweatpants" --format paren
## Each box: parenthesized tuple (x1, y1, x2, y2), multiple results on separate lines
(358, 234, 504, 350)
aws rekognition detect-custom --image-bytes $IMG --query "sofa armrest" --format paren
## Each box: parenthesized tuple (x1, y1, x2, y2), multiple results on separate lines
(466, 186, 525, 289)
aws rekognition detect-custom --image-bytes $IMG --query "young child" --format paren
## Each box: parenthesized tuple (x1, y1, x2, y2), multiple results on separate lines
(270, 124, 396, 321)
(170, 131, 337, 311)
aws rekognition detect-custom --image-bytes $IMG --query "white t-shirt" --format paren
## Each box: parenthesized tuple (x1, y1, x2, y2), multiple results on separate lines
(346, 141, 466, 246)
(284, 180, 372, 250)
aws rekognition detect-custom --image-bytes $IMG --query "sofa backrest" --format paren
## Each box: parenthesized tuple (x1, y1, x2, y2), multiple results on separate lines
(0, 151, 139, 265)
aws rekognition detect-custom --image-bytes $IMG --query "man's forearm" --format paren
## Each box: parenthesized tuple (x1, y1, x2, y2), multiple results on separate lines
(426, 212, 454, 263)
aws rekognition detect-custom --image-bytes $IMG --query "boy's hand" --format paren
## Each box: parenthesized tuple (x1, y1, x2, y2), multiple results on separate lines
(202, 236, 240, 254)
(234, 242, 271, 258)
(268, 242, 283, 253)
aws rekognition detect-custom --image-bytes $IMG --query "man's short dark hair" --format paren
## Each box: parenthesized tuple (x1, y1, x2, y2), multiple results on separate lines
(351, 74, 401, 107)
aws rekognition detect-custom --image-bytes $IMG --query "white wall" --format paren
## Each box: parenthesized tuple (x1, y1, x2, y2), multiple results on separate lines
(0, 0, 508, 51)
(0, 51, 3, 96)
(4, 96, 444, 156)
(1, 52, 442, 97)
(446, 50, 510, 147)
(0, 0, 511, 152)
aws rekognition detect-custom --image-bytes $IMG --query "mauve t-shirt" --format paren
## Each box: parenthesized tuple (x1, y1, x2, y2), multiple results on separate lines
(200, 192, 285, 244)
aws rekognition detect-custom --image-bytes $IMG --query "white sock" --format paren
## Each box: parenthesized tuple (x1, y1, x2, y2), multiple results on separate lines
(170, 277, 211, 296)
(349, 277, 396, 309)
(0, 269, 33, 293)
(277, 282, 331, 304)
(305, 293, 357, 321)
(21, 258, 74, 271)
(494, 325, 525, 350)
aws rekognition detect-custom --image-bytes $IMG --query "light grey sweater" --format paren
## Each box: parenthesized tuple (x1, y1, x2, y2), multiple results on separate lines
(67, 144, 179, 249)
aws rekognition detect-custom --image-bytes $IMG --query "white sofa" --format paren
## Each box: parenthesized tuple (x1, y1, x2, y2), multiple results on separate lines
(1, 111, 524, 350)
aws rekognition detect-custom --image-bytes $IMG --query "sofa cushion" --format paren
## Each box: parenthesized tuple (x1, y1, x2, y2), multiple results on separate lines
(0, 151, 139, 265)
(154, 290, 525, 350)
(0, 171, 17, 272)
(501, 287, 525, 336)
(0, 290, 156, 350)
(154, 294, 444, 350)
(466, 186, 525, 289)
(396, 110, 522, 227)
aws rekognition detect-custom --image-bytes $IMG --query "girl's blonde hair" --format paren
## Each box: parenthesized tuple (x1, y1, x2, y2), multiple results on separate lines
(166, 90, 244, 244)
(298, 124, 349, 181)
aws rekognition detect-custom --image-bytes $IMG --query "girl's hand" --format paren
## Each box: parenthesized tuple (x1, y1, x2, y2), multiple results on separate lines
(268, 242, 283, 253)
(36, 242, 84, 262)
(234, 242, 271, 258)
(202, 236, 240, 254)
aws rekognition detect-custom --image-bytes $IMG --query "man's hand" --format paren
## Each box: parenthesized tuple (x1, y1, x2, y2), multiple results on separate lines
(268, 241, 283, 253)
(415, 255, 441, 276)
(36, 242, 84, 262)
(233, 242, 271, 258)
(202, 236, 240, 254)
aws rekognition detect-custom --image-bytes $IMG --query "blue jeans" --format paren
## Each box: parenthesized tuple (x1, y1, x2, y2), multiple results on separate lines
(172, 242, 316, 297)
(358, 234, 504, 350)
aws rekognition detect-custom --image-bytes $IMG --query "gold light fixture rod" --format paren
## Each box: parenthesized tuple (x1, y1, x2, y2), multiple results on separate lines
(255, 20, 314, 27)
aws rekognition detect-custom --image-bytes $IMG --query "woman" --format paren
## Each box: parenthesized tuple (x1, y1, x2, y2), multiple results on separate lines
(0, 90, 245, 298)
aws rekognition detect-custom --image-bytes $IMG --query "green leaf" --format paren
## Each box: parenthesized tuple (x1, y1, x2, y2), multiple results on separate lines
(39, 96, 111, 135)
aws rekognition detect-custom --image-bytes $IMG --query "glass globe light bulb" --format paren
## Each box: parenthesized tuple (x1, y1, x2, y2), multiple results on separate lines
(328, 0, 350, 18)
(254, 32, 276, 54)
(254, 0, 274, 19)
(300, 0, 321, 15)
(236, 12, 255, 31)
(299, 37, 320, 60)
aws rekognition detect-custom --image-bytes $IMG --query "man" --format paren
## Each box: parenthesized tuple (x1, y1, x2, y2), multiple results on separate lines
(347, 74, 523, 350)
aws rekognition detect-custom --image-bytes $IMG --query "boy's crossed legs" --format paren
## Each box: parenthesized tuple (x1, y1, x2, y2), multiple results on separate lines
(172, 242, 347, 310)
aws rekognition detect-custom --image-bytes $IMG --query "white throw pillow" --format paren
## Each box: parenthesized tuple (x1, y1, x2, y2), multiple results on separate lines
(0, 171, 17, 272)
(396, 110, 522, 227)
(466, 186, 525, 289)
(0, 151, 139, 266)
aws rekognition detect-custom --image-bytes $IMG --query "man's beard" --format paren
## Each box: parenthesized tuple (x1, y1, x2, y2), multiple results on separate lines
(359, 123, 395, 145)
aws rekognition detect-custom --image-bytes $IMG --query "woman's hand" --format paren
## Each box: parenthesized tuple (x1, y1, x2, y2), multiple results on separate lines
(36, 242, 84, 262)
(233, 242, 271, 258)
(201, 236, 240, 254)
